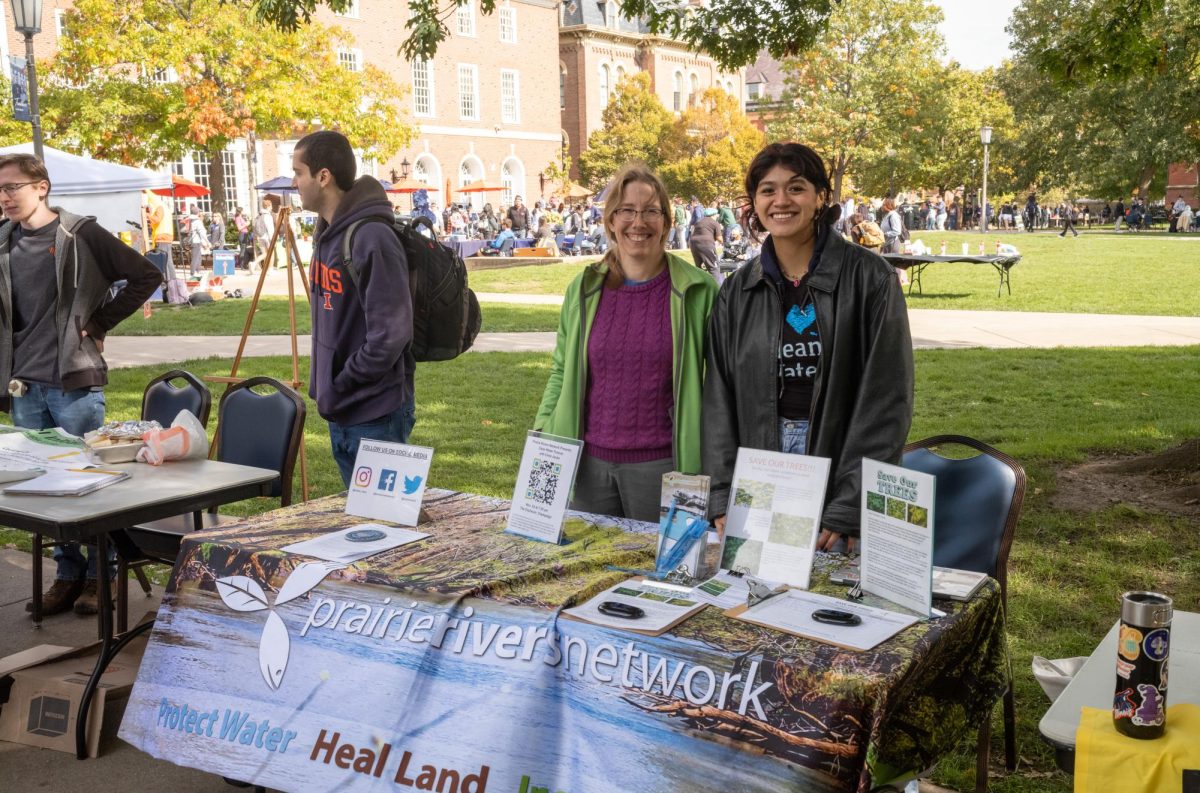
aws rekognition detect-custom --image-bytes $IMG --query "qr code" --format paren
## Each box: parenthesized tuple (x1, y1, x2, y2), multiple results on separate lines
(525, 458, 562, 505)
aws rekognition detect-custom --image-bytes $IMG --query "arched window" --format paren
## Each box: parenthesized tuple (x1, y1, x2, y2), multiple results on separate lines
(605, 0, 618, 29)
(599, 64, 611, 107)
(673, 71, 684, 111)
(688, 73, 699, 107)
(458, 156, 484, 210)
(501, 157, 525, 206)
(615, 65, 626, 86)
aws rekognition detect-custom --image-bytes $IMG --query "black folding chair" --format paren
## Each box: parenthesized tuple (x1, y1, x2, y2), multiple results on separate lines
(902, 435, 1026, 793)
(118, 378, 304, 621)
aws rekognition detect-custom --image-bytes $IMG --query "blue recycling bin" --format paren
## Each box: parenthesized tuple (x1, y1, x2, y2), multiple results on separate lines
(145, 250, 168, 302)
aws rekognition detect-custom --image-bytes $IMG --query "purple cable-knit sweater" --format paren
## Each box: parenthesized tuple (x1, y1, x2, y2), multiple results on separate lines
(583, 269, 674, 463)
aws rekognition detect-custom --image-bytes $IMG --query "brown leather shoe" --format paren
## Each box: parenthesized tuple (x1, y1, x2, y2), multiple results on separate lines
(26, 579, 85, 616)
(72, 579, 115, 616)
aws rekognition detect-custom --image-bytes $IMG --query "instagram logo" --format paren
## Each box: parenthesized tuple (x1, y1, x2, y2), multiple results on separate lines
(353, 466, 373, 487)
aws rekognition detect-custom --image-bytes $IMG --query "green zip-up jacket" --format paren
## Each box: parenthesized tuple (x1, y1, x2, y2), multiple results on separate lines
(534, 253, 717, 473)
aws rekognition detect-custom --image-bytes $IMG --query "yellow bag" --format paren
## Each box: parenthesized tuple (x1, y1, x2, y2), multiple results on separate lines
(1074, 704, 1200, 792)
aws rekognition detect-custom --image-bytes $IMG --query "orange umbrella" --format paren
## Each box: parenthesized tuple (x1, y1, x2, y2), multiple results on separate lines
(563, 181, 592, 199)
(458, 179, 505, 193)
(385, 177, 439, 194)
(150, 173, 210, 198)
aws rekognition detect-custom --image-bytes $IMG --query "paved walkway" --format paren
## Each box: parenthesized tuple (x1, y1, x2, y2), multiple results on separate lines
(105, 291, 1200, 368)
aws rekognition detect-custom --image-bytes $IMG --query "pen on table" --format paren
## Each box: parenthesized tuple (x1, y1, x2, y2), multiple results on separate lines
(48, 451, 82, 460)
(66, 468, 123, 475)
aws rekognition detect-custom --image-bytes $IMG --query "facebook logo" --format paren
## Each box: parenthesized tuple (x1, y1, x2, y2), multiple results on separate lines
(377, 469, 398, 492)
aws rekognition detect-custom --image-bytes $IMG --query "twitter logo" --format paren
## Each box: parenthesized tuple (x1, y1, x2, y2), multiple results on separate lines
(403, 475, 423, 495)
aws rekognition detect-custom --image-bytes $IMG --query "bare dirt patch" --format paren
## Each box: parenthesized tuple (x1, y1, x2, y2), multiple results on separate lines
(1053, 439, 1200, 518)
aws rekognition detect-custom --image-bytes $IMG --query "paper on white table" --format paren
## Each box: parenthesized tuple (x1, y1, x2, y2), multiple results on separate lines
(281, 523, 429, 564)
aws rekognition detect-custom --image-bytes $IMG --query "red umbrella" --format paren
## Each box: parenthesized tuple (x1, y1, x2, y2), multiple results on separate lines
(151, 174, 210, 198)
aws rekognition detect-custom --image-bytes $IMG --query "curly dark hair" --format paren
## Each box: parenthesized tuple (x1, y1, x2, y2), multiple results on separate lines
(738, 142, 840, 241)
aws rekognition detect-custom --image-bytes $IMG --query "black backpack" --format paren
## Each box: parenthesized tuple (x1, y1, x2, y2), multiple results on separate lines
(341, 215, 481, 361)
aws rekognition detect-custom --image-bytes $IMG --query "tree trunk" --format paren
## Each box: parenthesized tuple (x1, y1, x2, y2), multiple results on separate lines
(1136, 164, 1155, 200)
(208, 147, 229, 224)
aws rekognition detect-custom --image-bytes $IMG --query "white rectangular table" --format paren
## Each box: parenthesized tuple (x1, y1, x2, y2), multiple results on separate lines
(1038, 610, 1200, 772)
(0, 458, 278, 758)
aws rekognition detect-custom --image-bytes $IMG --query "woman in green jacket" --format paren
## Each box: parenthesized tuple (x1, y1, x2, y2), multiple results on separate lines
(534, 163, 717, 522)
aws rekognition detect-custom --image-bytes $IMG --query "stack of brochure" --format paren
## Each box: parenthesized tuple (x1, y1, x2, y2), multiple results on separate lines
(4, 468, 130, 497)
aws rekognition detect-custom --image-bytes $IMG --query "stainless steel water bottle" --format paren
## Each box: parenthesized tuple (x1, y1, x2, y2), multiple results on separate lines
(1113, 591, 1172, 739)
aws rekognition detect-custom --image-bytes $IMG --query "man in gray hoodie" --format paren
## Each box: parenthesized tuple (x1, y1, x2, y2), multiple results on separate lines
(0, 153, 161, 616)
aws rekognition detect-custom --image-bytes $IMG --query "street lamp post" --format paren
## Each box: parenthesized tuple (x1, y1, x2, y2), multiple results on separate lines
(886, 148, 897, 198)
(979, 125, 993, 234)
(10, 0, 44, 161)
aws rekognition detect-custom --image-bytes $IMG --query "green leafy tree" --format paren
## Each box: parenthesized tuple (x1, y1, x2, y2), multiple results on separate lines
(578, 73, 673, 192)
(768, 0, 944, 201)
(253, 0, 838, 70)
(43, 0, 413, 216)
(853, 65, 1018, 198)
(1003, 0, 1200, 197)
(0, 76, 36, 147)
(659, 88, 765, 203)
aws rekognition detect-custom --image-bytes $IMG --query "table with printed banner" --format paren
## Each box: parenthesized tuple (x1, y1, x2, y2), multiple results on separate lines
(119, 490, 1008, 793)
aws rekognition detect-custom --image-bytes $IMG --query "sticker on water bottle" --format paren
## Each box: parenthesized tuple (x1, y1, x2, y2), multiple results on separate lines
(1131, 683, 1164, 726)
(1143, 628, 1169, 662)
(1118, 625, 1143, 660)
(1115, 658, 1135, 679)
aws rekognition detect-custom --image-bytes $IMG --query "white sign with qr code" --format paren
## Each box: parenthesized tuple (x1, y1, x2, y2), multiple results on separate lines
(505, 431, 584, 544)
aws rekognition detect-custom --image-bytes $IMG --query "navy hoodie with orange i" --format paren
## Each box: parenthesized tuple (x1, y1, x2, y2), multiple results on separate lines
(309, 176, 414, 426)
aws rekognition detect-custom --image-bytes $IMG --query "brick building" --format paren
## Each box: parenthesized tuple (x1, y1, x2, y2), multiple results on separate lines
(1166, 162, 1198, 208)
(558, 1, 745, 179)
(5, 0, 561, 212)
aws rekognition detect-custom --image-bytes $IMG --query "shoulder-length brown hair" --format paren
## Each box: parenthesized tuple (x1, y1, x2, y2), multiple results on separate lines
(600, 162, 671, 288)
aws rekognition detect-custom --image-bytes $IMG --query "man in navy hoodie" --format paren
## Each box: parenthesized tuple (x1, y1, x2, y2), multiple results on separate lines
(292, 131, 415, 486)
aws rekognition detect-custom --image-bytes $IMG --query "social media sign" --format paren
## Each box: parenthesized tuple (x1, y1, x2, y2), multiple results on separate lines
(345, 440, 434, 526)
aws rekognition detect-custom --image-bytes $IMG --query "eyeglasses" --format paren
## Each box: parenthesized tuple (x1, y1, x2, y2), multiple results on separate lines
(613, 207, 665, 222)
(0, 181, 38, 195)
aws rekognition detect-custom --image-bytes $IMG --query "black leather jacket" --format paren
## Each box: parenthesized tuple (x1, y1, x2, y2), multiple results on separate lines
(702, 229, 914, 536)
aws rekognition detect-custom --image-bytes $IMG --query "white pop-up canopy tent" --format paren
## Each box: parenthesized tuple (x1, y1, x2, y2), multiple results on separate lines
(0, 143, 171, 234)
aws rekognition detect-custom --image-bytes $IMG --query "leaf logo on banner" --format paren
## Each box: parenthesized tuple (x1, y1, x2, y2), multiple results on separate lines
(214, 560, 345, 690)
(215, 576, 270, 612)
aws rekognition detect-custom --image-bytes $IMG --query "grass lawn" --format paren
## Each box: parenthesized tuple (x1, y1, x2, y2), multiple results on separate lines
(3, 346, 1197, 793)
(468, 232, 1200, 316)
(108, 296, 563, 335)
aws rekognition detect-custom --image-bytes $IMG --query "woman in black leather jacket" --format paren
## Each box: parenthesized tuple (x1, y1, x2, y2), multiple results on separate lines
(702, 142, 914, 551)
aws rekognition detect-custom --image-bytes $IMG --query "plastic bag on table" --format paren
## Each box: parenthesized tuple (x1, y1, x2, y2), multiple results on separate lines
(136, 409, 210, 465)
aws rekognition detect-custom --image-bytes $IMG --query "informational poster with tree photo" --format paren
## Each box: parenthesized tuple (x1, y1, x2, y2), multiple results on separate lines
(860, 459, 936, 615)
(719, 449, 831, 589)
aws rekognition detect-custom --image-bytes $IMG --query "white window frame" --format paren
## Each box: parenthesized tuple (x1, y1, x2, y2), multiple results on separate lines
(559, 66, 567, 109)
(147, 66, 178, 85)
(458, 64, 479, 121)
(501, 69, 520, 123)
(412, 59, 435, 117)
(337, 48, 362, 72)
(605, 0, 618, 29)
(599, 63, 611, 108)
(456, 3, 476, 37)
(335, 0, 361, 17)
(673, 71, 683, 112)
(499, 6, 517, 43)
(54, 9, 68, 38)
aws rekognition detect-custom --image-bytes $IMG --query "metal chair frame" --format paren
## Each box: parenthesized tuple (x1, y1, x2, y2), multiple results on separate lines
(902, 434, 1025, 793)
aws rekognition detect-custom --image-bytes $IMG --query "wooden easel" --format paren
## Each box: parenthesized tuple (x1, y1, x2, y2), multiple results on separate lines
(204, 206, 310, 501)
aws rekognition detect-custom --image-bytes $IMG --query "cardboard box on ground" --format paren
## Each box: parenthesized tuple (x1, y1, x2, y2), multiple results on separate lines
(0, 614, 153, 758)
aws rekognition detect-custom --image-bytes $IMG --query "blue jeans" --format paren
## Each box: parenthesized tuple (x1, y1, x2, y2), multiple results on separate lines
(328, 397, 416, 487)
(11, 385, 112, 580)
(779, 417, 810, 455)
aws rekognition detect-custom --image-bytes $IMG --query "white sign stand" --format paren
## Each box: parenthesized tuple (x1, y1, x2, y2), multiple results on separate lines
(344, 440, 433, 527)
